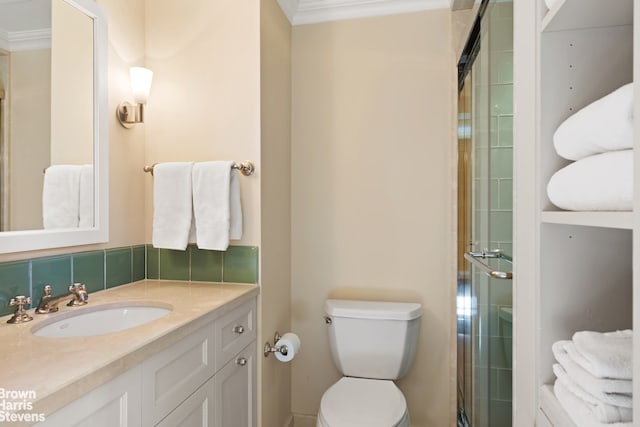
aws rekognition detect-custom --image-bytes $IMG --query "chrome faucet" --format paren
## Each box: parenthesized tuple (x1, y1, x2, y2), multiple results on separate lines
(35, 283, 89, 314)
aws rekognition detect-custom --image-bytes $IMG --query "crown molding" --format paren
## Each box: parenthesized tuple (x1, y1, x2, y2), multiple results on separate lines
(0, 28, 50, 51)
(278, 0, 452, 25)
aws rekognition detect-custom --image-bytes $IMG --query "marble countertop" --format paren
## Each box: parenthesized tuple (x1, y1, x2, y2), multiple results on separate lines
(0, 280, 258, 422)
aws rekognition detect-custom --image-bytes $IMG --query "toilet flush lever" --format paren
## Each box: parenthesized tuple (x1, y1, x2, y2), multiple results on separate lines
(323, 316, 332, 325)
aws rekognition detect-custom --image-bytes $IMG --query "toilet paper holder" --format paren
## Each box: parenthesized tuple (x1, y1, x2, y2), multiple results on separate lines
(263, 332, 288, 358)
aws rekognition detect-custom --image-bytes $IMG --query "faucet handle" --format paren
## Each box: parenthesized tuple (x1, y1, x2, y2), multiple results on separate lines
(68, 283, 88, 306)
(7, 296, 33, 324)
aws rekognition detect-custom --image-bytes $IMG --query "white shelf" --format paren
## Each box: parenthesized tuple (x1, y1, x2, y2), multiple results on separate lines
(540, 211, 633, 229)
(542, 0, 633, 33)
(539, 385, 577, 427)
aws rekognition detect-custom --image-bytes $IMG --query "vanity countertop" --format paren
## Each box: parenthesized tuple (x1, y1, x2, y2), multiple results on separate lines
(0, 280, 258, 422)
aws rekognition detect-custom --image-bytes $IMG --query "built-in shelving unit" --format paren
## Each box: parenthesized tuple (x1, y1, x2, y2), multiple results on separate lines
(516, 0, 635, 425)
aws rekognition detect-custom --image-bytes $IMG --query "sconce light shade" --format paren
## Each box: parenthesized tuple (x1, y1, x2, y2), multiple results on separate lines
(117, 66, 153, 128)
(130, 67, 153, 104)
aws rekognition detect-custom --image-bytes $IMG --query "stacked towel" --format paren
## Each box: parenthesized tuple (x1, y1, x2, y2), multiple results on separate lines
(547, 82, 634, 211)
(151, 161, 243, 251)
(551, 330, 633, 426)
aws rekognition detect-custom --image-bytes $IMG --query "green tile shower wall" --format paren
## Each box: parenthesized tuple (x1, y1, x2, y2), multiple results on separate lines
(0, 244, 258, 317)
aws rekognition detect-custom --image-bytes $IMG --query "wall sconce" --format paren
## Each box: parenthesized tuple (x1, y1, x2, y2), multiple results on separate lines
(117, 66, 153, 128)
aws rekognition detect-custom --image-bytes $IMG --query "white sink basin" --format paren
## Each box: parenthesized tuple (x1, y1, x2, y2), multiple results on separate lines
(32, 302, 172, 338)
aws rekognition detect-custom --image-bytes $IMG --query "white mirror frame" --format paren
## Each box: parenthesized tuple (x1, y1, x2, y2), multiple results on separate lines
(0, 0, 108, 254)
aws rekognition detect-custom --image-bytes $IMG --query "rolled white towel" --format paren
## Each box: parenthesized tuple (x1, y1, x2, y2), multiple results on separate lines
(571, 330, 633, 380)
(553, 364, 632, 422)
(551, 341, 632, 402)
(554, 380, 633, 427)
(553, 83, 633, 161)
(547, 150, 633, 211)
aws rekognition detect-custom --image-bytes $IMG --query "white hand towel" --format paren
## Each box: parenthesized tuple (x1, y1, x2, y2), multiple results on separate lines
(546, 149, 633, 211)
(571, 330, 633, 380)
(553, 364, 632, 421)
(43, 165, 81, 229)
(552, 341, 632, 399)
(554, 380, 633, 427)
(78, 164, 93, 228)
(192, 161, 243, 251)
(553, 83, 634, 161)
(152, 162, 194, 250)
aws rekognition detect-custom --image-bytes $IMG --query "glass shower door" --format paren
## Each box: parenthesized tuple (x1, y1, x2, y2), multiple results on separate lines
(457, 1, 513, 426)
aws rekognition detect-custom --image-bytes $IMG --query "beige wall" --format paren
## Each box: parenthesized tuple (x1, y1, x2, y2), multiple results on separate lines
(260, 1, 292, 426)
(8, 49, 51, 231)
(291, 10, 455, 427)
(144, 0, 261, 246)
(50, 0, 93, 165)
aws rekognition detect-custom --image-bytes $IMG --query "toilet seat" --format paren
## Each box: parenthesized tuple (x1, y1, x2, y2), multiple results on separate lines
(317, 377, 409, 427)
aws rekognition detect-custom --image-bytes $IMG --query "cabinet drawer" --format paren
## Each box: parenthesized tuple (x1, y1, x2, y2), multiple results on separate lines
(142, 324, 215, 426)
(215, 300, 256, 371)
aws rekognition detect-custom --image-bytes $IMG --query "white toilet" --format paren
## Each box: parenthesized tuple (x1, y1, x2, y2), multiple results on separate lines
(317, 299, 422, 427)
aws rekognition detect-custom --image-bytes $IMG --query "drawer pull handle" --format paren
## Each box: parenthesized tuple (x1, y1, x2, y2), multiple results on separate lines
(236, 357, 248, 367)
(233, 325, 245, 334)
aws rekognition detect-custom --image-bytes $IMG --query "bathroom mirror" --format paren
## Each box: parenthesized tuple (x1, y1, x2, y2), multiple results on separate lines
(0, 0, 108, 253)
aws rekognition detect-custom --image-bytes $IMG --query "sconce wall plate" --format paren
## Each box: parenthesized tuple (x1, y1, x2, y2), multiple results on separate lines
(116, 102, 144, 128)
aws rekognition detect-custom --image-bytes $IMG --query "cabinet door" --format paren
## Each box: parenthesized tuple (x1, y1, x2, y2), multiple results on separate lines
(142, 324, 215, 426)
(214, 341, 256, 427)
(155, 378, 215, 427)
(37, 366, 141, 427)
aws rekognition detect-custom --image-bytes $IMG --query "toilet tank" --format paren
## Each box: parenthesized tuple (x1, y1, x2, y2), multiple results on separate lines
(324, 299, 422, 380)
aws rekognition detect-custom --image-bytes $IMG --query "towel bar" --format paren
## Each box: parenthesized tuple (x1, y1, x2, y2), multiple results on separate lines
(463, 250, 513, 280)
(143, 161, 255, 177)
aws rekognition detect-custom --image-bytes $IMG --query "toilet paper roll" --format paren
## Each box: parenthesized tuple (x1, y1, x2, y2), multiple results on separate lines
(274, 332, 301, 362)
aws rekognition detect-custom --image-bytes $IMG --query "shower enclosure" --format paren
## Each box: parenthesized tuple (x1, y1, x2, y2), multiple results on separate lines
(456, 1, 513, 426)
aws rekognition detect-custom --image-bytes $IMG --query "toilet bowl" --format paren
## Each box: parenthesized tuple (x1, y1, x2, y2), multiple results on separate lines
(317, 377, 410, 427)
(317, 299, 422, 427)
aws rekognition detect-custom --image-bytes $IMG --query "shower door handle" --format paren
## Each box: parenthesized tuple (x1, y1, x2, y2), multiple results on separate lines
(463, 251, 513, 280)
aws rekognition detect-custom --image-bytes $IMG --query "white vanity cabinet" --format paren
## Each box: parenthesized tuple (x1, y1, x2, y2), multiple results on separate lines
(513, 0, 636, 425)
(38, 366, 142, 427)
(37, 298, 257, 427)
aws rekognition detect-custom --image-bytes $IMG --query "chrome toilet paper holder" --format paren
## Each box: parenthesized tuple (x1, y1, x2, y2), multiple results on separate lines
(263, 331, 288, 358)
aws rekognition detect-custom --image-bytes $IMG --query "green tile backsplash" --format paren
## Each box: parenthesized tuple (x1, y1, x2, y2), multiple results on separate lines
(32, 256, 72, 298)
(73, 251, 105, 294)
(149, 244, 258, 284)
(0, 261, 30, 316)
(0, 244, 258, 318)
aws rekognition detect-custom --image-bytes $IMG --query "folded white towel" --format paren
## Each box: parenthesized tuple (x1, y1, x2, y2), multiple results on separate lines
(43, 165, 81, 229)
(554, 380, 633, 427)
(552, 341, 632, 400)
(553, 83, 633, 161)
(553, 364, 632, 422)
(192, 161, 243, 251)
(152, 162, 194, 250)
(547, 149, 633, 211)
(572, 330, 633, 380)
(78, 164, 93, 228)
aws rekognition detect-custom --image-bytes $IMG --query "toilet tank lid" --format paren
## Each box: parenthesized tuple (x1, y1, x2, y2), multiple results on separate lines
(325, 299, 422, 320)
